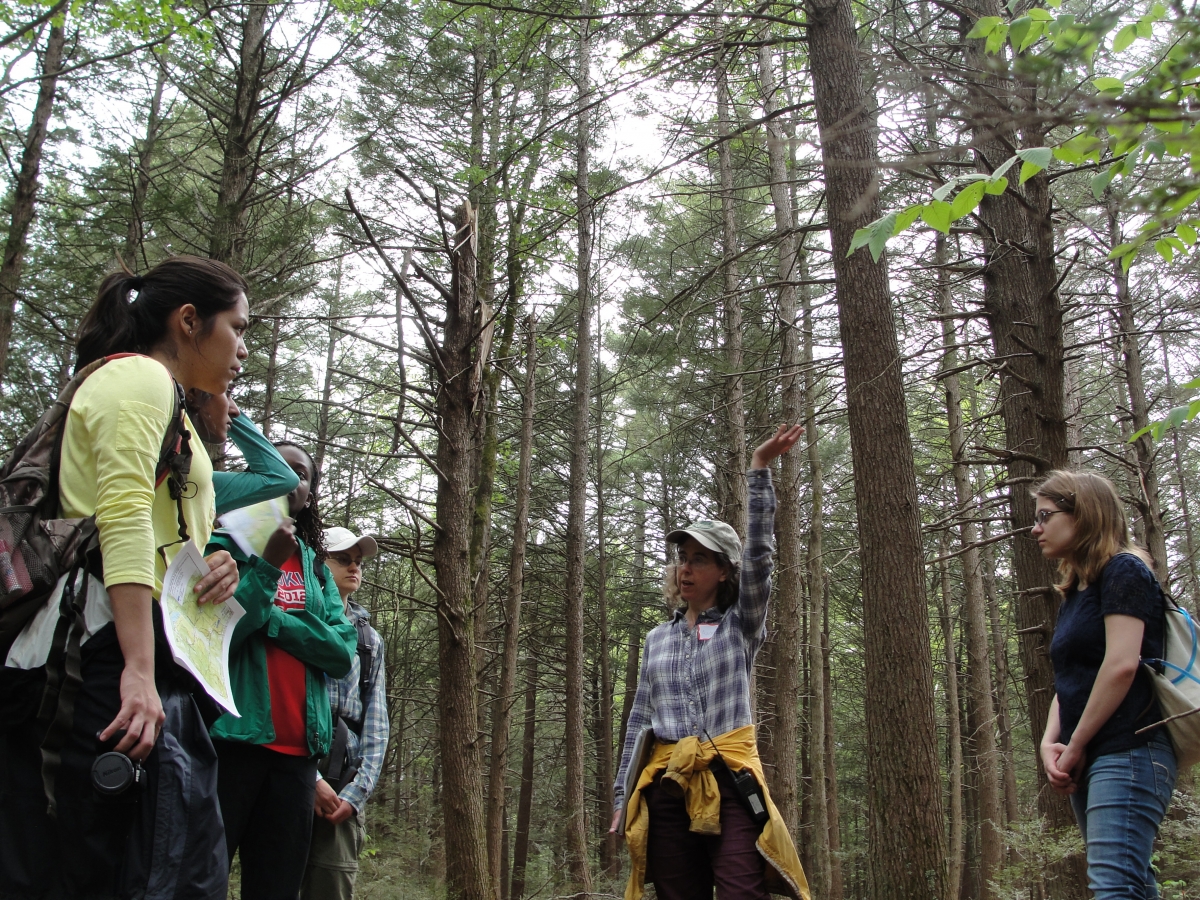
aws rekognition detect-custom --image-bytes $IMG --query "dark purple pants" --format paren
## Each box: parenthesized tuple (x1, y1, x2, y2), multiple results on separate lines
(644, 766, 770, 900)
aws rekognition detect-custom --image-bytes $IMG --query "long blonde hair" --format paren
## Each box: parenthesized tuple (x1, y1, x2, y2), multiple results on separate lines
(1033, 469, 1153, 590)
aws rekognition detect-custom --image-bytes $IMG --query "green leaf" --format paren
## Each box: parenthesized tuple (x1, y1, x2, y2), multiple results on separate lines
(1155, 238, 1175, 262)
(1145, 139, 1166, 160)
(1017, 146, 1056, 183)
(921, 200, 953, 234)
(1135, 19, 1153, 38)
(1176, 224, 1196, 245)
(985, 176, 1009, 194)
(1091, 167, 1117, 199)
(1112, 23, 1137, 52)
(1046, 0, 1061, 7)
(848, 226, 873, 257)
(991, 155, 1019, 180)
(895, 204, 923, 233)
(1017, 147, 1053, 169)
(966, 15, 1001, 39)
(932, 180, 958, 202)
(986, 23, 1009, 54)
(868, 212, 897, 262)
(1180, 375, 1200, 390)
(1027, 7, 1054, 20)
(1009, 15, 1033, 50)
(1093, 76, 1126, 93)
(950, 181, 988, 220)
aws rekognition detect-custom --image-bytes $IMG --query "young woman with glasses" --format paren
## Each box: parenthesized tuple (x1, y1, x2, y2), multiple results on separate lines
(1035, 469, 1175, 900)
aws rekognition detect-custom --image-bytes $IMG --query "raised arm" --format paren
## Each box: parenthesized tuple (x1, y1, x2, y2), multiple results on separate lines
(213, 414, 300, 515)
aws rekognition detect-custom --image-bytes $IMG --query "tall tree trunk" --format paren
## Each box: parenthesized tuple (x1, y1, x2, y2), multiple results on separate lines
(756, 29, 803, 836)
(800, 246, 834, 896)
(822, 598, 845, 900)
(561, 4, 594, 890)
(935, 232, 1004, 894)
(806, 0, 948, 894)
(261, 315, 281, 434)
(1160, 336, 1200, 596)
(510, 653, 539, 900)
(0, 19, 66, 377)
(939, 536, 965, 900)
(209, 0, 268, 269)
(716, 26, 747, 537)
(314, 259, 342, 474)
(1107, 195, 1168, 580)
(620, 475, 647, 747)
(960, 4, 1081, 891)
(435, 202, 493, 900)
(595, 350, 616, 874)
(486, 321, 537, 898)
(125, 61, 168, 267)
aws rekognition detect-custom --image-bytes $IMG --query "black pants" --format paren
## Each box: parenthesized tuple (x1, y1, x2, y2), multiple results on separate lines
(215, 740, 318, 900)
(0, 623, 226, 900)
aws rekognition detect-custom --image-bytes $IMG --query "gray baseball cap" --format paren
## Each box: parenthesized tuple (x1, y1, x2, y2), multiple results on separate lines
(666, 520, 741, 562)
(324, 526, 379, 560)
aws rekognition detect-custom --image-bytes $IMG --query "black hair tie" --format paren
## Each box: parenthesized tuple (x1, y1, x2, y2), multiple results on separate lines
(129, 274, 145, 293)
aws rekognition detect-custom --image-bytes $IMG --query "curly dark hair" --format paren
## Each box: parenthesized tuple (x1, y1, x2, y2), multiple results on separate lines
(273, 440, 327, 561)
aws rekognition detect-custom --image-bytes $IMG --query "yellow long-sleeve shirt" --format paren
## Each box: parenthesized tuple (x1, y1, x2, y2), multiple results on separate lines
(59, 354, 214, 591)
(6, 356, 215, 669)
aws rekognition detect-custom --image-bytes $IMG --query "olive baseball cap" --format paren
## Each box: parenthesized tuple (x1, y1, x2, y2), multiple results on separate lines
(666, 520, 741, 562)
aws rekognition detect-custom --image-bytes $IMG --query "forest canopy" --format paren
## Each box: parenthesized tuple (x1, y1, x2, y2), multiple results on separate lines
(0, 0, 1199, 897)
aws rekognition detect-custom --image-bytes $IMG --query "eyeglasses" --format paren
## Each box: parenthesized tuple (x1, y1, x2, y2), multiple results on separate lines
(327, 553, 362, 568)
(1032, 509, 1068, 527)
(677, 552, 716, 568)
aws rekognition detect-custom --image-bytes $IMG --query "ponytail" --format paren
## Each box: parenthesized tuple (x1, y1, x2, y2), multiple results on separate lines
(75, 255, 247, 371)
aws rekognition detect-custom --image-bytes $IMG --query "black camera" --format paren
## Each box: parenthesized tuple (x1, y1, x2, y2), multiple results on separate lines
(704, 733, 770, 828)
(91, 751, 144, 796)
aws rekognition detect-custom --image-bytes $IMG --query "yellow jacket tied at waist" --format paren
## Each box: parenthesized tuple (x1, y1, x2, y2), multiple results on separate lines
(621, 725, 809, 900)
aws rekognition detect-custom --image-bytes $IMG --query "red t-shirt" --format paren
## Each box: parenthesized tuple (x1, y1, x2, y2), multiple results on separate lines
(264, 551, 310, 756)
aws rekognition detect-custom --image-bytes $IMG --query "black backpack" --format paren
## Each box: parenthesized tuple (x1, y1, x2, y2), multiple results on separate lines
(0, 354, 191, 660)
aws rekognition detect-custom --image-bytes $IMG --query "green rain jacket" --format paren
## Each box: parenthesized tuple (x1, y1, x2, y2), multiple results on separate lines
(207, 533, 356, 757)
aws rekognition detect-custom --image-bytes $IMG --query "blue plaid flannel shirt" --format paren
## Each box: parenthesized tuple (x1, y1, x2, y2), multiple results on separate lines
(323, 601, 389, 813)
(613, 468, 776, 805)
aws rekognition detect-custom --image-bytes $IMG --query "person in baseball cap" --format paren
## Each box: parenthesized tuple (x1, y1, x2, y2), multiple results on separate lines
(610, 424, 809, 900)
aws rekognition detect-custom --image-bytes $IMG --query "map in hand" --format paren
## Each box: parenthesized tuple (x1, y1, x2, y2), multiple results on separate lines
(218, 497, 287, 558)
(160, 541, 244, 716)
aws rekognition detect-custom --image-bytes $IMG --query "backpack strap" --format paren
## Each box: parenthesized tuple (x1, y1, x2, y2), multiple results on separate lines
(344, 613, 373, 736)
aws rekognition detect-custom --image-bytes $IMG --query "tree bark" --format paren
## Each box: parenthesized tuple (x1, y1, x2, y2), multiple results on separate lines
(509, 653, 538, 900)
(209, 0, 268, 269)
(806, 0, 947, 894)
(434, 202, 493, 900)
(935, 231, 1004, 894)
(314, 259, 342, 474)
(800, 246, 834, 896)
(1107, 195, 1168, 580)
(261, 315, 281, 434)
(486, 320, 537, 898)
(125, 61, 168, 268)
(595, 352, 616, 874)
(822, 597, 845, 900)
(0, 19, 66, 377)
(716, 26, 747, 537)
(960, 5, 1083, 891)
(938, 537, 965, 900)
(561, 4, 594, 889)
(756, 29, 803, 837)
(620, 475, 647, 747)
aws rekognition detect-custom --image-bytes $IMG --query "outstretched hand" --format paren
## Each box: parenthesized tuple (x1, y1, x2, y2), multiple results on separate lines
(751, 424, 805, 469)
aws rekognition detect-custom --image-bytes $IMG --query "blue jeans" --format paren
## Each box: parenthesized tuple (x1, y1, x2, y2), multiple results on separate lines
(1070, 737, 1177, 900)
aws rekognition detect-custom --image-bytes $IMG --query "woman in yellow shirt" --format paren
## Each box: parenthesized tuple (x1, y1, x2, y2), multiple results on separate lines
(0, 256, 250, 900)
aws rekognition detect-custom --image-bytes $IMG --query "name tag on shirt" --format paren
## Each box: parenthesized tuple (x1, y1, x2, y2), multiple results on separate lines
(698, 623, 719, 641)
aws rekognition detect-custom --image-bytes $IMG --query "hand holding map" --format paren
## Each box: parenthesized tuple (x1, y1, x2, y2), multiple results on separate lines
(218, 496, 287, 558)
(160, 541, 245, 716)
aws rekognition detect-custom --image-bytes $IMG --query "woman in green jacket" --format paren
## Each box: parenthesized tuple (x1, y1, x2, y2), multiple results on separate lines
(207, 440, 356, 900)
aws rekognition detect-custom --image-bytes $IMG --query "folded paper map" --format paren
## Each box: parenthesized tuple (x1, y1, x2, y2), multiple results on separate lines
(160, 541, 244, 717)
(218, 497, 287, 558)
